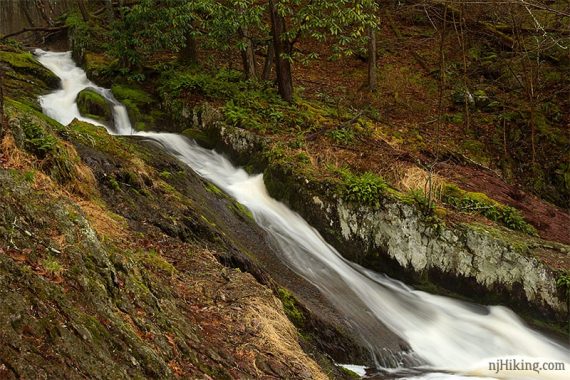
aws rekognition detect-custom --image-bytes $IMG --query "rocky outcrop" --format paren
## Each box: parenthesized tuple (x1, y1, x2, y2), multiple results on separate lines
(184, 103, 569, 331)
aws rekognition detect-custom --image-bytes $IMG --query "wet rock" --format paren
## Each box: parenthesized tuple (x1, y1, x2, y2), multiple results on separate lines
(76, 88, 114, 127)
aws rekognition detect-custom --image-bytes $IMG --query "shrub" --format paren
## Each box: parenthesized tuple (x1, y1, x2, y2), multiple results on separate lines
(21, 117, 57, 158)
(340, 169, 387, 206)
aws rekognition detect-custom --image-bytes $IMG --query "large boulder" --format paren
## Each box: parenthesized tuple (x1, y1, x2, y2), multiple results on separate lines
(76, 87, 113, 126)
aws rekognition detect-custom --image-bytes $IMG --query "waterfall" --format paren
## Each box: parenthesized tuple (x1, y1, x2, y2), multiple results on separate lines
(36, 50, 569, 380)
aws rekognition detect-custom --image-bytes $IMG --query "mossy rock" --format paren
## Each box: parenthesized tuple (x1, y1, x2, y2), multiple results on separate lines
(0, 48, 60, 106)
(83, 52, 116, 84)
(0, 50, 60, 89)
(77, 88, 114, 126)
(111, 84, 159, 131)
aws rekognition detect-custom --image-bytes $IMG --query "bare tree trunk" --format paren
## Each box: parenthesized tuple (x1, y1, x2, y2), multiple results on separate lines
(20, 1, 36, 28)
(239, 27, 257, 80)
(77, 0, 90, 22)
(367, 26, 377, 91)
(262, 42, 274, 81)
(0, 67, 4, 138)
(269, 0, 293, 102)
(512, 11, 539, 167)
(179, 32, 198, 65)
(35, 0, 54, 26)
(456, 3, 470, 132)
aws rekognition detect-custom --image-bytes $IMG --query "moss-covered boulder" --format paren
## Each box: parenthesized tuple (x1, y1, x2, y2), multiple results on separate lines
(77, 88, 113, 126)
(0, 50, 60, 89)
(0, 46, 61, 108)
(111, 84, 159, 131)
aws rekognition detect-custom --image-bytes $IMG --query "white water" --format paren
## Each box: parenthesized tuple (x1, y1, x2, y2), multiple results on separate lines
(36, 50, 569, 379)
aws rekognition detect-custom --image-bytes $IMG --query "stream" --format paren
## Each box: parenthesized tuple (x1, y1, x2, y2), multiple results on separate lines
(36, 50, 569, 379)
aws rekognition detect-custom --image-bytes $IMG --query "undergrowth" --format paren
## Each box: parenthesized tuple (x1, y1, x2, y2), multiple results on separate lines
(442, 184, 536, 235)
(336, 167, 388, 206)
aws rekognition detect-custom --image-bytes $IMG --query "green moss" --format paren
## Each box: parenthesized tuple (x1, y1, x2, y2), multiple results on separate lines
(182, 128, 217, 148)
(5, 98, 60, 127)
(159, 170, 172, 179)
(135, 249, 176, 276)
(68, 119, 134, 160)
(77, 88, 113, 124)
(111, 84, 153, 105)
(229, 201, 254, 221)
(205, 182, 224, 196)
(0, 50, 60, 89)
(111, 84, 155, 130)
(83, 52, 117, 81)
(277, 287, 305, 327)
(339, 366, 361, 379)
(109, 176, 120, 191)
(41, 257, 64, 276)
(442, 184, 536, 235)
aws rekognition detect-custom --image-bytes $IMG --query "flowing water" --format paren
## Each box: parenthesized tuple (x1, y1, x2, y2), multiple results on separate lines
(36, 50, 569, 379)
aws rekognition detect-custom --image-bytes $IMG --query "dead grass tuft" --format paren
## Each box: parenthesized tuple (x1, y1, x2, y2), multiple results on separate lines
(76, 200, 128, 240)
(0, 132, 33, 170)
(398, 166, 447, 200)
(243, 297, 327, 380)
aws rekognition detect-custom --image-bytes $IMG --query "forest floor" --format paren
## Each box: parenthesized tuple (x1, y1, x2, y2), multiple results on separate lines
(174, 23, 570, 248)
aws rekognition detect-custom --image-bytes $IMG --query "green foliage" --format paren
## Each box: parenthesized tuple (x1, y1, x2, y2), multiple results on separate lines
(66, 13, 92, 54)
(276, 0, 379, 60)
(160, 69, 241, 99)
(557, 272, 570, 292)
(224, 101, 263, 130)
(442, 184, 536, 235)
(328, 127, 355, 145)
(277, 288, 304, 327)
(338, 169, 387, 206)
(21, 117, 58, 158)
(160, 68, 293, 131)
(109, 0, 213, 68)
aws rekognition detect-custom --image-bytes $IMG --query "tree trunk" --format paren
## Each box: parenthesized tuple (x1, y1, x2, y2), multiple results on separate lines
(35, 0, 54, 26)
(262, 42, 274, 81)
(0, 67, 4, 138)
(179, 32, 198, 65)
(239, 27, 257, 80)
(269, 0, 293, 102)
(20, 0, 36, 27)
(367, 26, 377, 91)
(77, 0, 90, 22)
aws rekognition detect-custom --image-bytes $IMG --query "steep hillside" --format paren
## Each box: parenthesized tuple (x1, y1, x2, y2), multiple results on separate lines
(0, 43, 358, 379)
